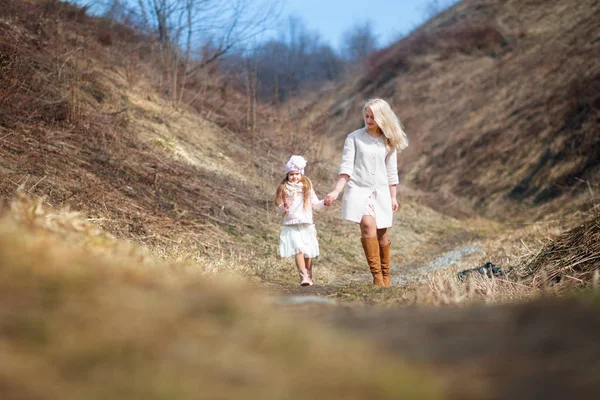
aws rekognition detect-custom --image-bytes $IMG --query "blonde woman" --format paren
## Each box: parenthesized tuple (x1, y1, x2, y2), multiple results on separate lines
(324, 98, 408, 287)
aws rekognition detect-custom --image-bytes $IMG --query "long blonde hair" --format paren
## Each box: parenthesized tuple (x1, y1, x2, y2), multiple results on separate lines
(274, 174, 313, 210)
(363, 98, 409, 151)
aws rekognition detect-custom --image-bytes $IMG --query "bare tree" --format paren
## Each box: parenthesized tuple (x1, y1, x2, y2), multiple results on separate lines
(81, 0, 281, 103)
(184, 0, 281, 76)
(341, 20, 378, 62)
(242, 46, 259, 135)
(220, 16, 345, 105)
(422, 0, 460, 20)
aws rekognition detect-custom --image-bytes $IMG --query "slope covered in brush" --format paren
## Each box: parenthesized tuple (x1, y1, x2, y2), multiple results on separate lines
(0, 0, 285, 251)
(311, 0, 599, 219)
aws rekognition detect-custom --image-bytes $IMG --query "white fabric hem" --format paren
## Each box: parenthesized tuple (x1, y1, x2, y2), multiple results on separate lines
(279, 224, 320, 258)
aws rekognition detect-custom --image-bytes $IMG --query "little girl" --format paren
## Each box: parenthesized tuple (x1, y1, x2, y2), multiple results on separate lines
(275, 155, 327, 286)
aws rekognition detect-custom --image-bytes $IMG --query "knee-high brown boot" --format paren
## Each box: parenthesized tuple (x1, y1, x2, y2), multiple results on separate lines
(380, 242, 391, 287)
(361, 237, 383, 287)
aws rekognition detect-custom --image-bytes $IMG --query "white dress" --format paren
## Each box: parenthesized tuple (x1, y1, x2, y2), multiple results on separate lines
(276, 187, 325, 258)
(279, 224, 320, 258)
(338, 128, 399, 229)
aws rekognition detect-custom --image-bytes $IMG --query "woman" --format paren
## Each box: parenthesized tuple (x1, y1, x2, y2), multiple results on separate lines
(324, 98, 408, 287)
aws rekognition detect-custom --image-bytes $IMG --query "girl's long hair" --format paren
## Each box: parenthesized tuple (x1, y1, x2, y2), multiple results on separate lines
(364, 98, 409, 151)
(274, 174, 313, 210)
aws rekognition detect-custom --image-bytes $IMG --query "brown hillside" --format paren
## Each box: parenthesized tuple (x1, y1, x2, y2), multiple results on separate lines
(310, 0, 599, 219)
(0, 0, 287, 251)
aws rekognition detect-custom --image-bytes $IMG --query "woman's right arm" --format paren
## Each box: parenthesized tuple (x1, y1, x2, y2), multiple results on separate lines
(325, 174, 349, 205)
(325, 135, 355, 205)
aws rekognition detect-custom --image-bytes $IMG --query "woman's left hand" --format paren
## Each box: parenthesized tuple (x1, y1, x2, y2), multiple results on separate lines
(392, 198, 399, 213)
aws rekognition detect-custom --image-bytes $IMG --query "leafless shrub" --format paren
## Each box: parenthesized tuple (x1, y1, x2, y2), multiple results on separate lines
(422, 0, 459, 20)
(341, 20, 379, 62)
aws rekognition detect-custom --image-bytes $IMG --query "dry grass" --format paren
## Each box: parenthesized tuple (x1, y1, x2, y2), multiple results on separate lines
(403, 211, 600, 306)
(8, 192, 600, 400)
(2, 190, 310, 287)
(419, 269, 540, 306)
(517, 214, 600, 289)
(8, 195, 600, 400)
(0, 194, 444, 400)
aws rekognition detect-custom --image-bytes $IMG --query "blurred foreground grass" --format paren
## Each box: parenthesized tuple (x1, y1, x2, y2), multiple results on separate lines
(0, 195, 443, 400)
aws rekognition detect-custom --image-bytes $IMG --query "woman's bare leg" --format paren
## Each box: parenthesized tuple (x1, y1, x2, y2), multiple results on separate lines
(360, 215, 377, 239)
(377, 228, 389, 246)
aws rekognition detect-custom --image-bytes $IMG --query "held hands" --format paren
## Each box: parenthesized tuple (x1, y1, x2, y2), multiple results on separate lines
(283, 198, 291, 210)
(324, 191, 397, 210)
(324, 191, 338, 206)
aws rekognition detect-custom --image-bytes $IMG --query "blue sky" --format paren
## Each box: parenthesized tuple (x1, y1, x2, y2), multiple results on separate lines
(281, 0, 456, 50)
(80, 0, 458, 53)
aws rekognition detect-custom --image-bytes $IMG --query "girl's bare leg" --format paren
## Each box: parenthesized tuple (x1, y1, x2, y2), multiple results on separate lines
(304, 257, 313, 284)
(295, 253, 310, 286)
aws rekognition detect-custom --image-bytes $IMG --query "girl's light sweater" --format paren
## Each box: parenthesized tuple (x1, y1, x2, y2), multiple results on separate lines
(276, 189, 325, 225)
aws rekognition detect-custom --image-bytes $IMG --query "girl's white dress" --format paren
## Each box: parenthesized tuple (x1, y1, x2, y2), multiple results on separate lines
(279, 224, 319, 258)
(276, 182, 325, 258)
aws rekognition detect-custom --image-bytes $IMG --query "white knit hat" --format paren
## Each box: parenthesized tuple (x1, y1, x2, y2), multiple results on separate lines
(285, 155, 307, 175)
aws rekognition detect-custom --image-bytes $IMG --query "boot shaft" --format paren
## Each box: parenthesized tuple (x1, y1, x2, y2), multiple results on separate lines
(361, 237, 383, 286)
(380, 243, 391, 287)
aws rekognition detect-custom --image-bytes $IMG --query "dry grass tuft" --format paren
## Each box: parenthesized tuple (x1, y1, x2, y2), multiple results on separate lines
(8, 189, 103, 237)
(517, 214, 600, 290)
(420, 269, 540, 306)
